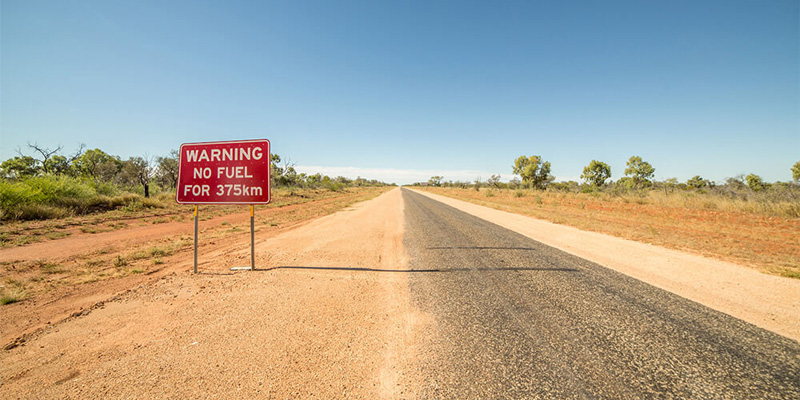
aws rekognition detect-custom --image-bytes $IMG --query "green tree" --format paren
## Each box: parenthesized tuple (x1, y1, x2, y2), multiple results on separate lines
(624, 156, 655, 189)
(306, 173, 323, 187)
(687, 175, 708, 189)
(26, 143, 63, 174)
(48, 143, 85, 176)
(513, 155, 553, 189)
(73, 149, 121, 181)
(279, 166, 299, 186)
(792, 161, 800, 182)
(120, 156, 155, 197)
(725, 176, 747, 191)
(428, 176, 443, 187)
(270, 154, 296, 187)
(487, 174, 502, 189)
(580, 160, 611, 187)
(663, 177, 678, 194)
(155, 150, 179, 189)
(0, 156, 40, 178)
(46, 155, 72, 175)
(745, 174, 765, 191)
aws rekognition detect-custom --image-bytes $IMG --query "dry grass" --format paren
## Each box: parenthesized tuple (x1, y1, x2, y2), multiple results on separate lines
(0, 279, 28, 305)
(0, 187, 386, 249)
(0, 187, 391, 304)
(422, 187, 800, 279)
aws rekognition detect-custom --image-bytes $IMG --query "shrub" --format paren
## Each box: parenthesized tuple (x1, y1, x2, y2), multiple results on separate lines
(113, 255, 127, 268)
(1, 290, 24, 305)
(16, 203, 69, 220)
(746, 174, 766, 191)
(326, 182, 345, 192)
(0, 174, 173, 221)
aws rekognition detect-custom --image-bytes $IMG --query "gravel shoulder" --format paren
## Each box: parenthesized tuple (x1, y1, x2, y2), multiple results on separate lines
(1, 188, 420, 399)
(410, 189, 800, 342)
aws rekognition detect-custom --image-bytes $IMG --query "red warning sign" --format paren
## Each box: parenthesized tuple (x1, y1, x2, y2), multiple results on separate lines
(176, 139, 271, 204)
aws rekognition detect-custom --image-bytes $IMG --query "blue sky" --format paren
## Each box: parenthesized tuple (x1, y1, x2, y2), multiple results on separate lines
(1, 0, 798, 184)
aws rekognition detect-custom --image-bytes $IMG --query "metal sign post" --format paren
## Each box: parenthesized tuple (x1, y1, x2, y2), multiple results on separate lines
(193, 205, 198, 274)
(250, 205, 255, 270)
(176, 139, 271, 274)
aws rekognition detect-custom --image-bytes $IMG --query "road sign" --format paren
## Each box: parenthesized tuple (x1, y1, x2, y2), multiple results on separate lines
(176, 139, 271, 204)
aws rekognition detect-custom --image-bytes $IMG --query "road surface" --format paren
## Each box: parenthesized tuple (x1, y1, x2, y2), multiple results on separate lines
(401, 188, 799, 399)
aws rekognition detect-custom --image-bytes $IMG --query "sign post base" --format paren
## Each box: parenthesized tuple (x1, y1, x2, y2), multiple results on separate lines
(230, 266, 253, 271)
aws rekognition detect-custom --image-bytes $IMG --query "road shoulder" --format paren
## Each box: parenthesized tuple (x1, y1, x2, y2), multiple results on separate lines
(1, 188, 418, 399)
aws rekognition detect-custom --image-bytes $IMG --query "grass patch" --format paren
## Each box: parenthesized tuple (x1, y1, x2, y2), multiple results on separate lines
(96, 246, 116, 255)
(1, 289, 26, 305)
(45, 231, 71, 240)
(113, 255, 127, 268)
(0, 175, 168, 221)
(781, 270, 800, 279)
(1, 279, 27, 305)
(128, 244, 177, 261)
(38, 261, 66, 274)
(0, 234, 41, 247)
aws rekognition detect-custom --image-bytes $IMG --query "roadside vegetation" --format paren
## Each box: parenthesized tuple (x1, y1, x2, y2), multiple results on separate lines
(415, 156, 800, 279)
(0, 142, 392, 305)
(1, 143, 392, 222)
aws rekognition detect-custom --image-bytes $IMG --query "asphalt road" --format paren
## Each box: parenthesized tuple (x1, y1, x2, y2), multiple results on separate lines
(401, 188, 799, 399)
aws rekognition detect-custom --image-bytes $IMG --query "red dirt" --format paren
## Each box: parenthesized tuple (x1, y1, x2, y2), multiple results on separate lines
(0, 188, 388, 347)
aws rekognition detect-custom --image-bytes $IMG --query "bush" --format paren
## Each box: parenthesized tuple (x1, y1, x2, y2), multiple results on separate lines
(91, 180, 118, 196)
(0, 175, 158, 220)
(16, 204, 69, 220)
(326, 182, 345, 192)
(30, 175, 96, 202)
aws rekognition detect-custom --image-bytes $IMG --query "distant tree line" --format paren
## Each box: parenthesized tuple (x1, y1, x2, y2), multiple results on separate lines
(1, 142, 392, 197)
(0, 143, 177, 197)
(413, 155, 800, 198)
(268, 154, 391, 191)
